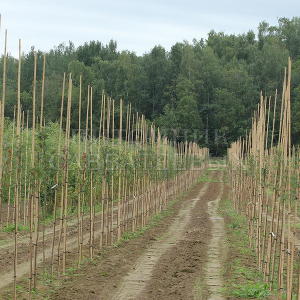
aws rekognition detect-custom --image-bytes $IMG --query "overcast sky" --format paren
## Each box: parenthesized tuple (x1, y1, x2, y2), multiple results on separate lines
(1, 0, 299, 57)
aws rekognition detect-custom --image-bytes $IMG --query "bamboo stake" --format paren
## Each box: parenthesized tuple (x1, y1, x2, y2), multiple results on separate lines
(62, 73, 72, 274)
(29, 51, 38, 297)
(13, 38, 22, 300)
(6, 106, 16, 226)
(117, 99, 122, 240)
(51, 72, 65, 275)
(89, 86, 94, 259)
(77, 74, 82, 265)
(55, 73, 66, 274)
(40, 55, 46, 128)
(0, 29, 7, 226)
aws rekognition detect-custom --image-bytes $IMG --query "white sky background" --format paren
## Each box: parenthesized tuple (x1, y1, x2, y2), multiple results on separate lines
(1, 0, 299, 57)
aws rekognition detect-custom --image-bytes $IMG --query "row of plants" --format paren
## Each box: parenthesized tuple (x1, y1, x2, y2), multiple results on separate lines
(228, 59, 300, 299)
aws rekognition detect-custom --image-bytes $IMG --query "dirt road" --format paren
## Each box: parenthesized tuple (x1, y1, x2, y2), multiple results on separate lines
(42, 168, 227, 300)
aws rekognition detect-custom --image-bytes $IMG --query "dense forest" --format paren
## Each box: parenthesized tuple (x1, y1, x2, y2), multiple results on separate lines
(1, 17, 300, 155)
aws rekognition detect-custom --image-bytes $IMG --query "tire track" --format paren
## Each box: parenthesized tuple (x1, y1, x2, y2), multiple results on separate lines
(205, 181, 225, 300)
(112, 181, 210, 300)
(0, 174, 199, 291)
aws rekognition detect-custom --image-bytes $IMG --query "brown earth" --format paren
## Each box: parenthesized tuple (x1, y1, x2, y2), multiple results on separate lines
(44, 179, 212, 300)
(140, 181, 221, 300)
(0, 180, 178, 293)
(0, 169, 228, 300)
(32, 170, 224, 300)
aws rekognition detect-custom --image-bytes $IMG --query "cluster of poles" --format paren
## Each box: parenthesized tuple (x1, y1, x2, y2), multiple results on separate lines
(228, 58, 300, 299)
(0, 20, 209, 299)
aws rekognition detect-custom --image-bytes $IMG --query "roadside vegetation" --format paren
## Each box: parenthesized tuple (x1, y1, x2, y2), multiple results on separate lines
(220, 197, 273, 299)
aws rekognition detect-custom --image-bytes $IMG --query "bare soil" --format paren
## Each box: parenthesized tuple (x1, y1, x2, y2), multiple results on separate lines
(0, 169, 228, 300)
(32, 170, 225, 300)
(113, 180, 211, 300)
(47, 178, 213, 300)
(141, 181, 222, 300)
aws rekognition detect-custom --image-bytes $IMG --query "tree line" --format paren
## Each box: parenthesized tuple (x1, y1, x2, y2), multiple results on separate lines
(1, 17, 300, 155)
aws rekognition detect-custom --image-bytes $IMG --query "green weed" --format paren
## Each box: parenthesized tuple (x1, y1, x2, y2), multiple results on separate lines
(99, 271, 109, 277)
(2, 223, 30, 232)
(231, 282, 270, 298)
(220, 198, 274, 299)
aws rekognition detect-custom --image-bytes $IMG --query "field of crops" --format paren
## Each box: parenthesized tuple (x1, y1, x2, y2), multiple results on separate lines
(228, 59, 300, 299)
(0, 25, 210, 299)
(2, 13, 300, 300)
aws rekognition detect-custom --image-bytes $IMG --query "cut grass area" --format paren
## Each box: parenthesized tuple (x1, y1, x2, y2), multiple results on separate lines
(207, 167, 225, 171)
(219, 197, 273, 299)
(199, 169, 224, 183)
(209, 158, 226, 165)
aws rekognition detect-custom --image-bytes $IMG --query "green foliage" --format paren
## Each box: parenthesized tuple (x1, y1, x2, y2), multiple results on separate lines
(1, 117, 200, 222)
(1, 18, 300, 155)
(231, 282, 270, 298)
(2, 224, 30, 233)
(220, 198, 273, 299)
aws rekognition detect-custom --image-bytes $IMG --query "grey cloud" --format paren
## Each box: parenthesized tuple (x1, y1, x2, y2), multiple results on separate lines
(0, 0, 299, 57)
